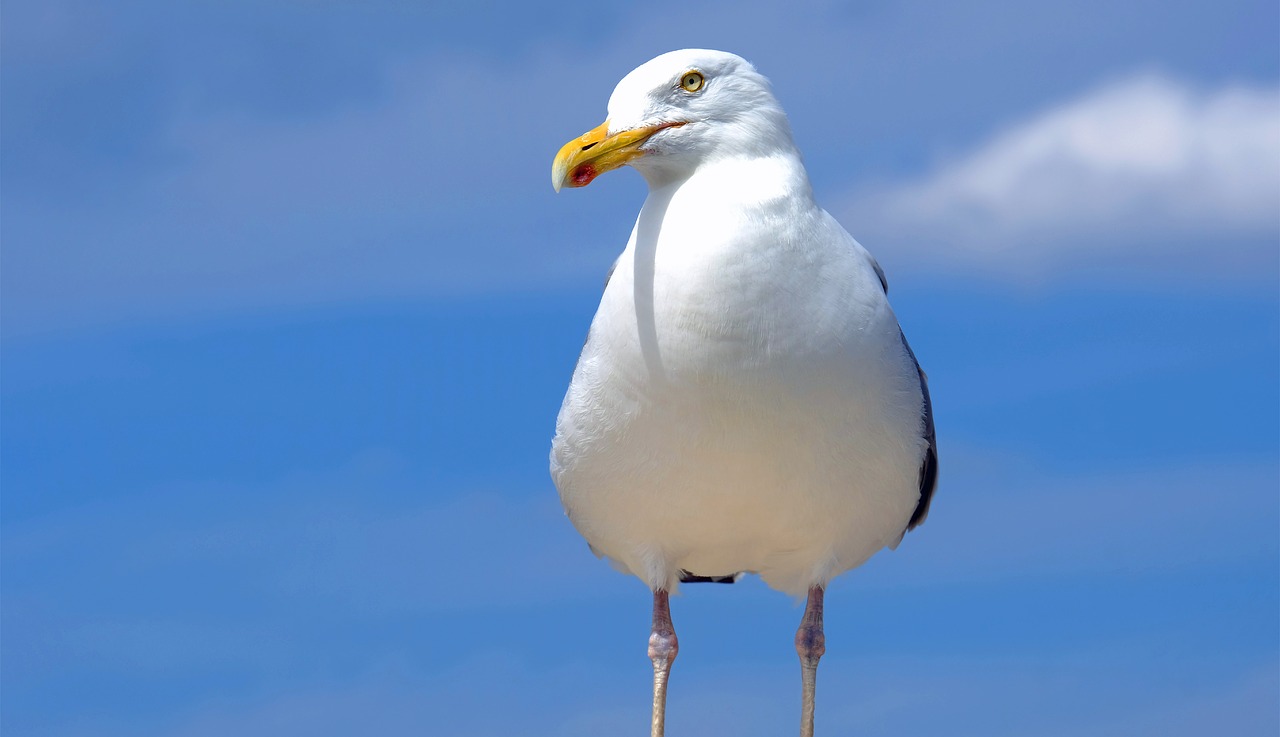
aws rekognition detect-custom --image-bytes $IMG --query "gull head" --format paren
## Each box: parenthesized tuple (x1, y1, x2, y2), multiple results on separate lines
(552, 49, 796, 192)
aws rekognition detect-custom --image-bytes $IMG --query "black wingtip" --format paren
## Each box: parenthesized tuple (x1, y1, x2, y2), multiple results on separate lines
(900, 330, 938, 533)
(907, 442, 937, 530)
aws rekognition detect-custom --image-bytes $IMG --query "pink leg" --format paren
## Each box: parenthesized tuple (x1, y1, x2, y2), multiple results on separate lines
(649, 589, 678, 737)
(796, 586, 826, 737)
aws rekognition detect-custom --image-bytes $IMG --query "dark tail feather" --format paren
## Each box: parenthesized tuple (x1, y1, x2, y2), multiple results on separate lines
(679, 570, 739, 584)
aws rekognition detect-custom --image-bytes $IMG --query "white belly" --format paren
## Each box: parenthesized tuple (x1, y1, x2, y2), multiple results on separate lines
(550, 224, 926, 596)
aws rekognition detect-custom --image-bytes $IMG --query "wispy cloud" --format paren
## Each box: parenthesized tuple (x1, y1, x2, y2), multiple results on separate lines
(8, 1, 1276, 335)
(849, 74, 1280, 285)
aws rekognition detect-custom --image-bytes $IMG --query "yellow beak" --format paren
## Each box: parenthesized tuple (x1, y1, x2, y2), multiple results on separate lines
(551, 120, 683, 192)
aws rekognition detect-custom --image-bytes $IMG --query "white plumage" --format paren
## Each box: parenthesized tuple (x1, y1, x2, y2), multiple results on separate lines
(549, 49, 936, 736)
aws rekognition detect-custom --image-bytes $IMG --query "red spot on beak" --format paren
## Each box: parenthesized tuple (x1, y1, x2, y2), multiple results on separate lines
(571, 164, 598, 187)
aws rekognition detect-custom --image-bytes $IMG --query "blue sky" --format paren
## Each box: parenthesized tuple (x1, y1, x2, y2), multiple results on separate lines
(3, 1, 1277, 735)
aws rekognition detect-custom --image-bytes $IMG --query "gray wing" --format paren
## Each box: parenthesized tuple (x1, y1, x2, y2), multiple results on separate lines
(870, 255, 889, 294)
(603, 255, 620, 289)
(863, 247, 934, 531)
(869, 250, 935, 531)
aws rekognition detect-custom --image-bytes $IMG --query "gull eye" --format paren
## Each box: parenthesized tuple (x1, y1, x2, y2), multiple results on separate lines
(680, 71, 704, 92)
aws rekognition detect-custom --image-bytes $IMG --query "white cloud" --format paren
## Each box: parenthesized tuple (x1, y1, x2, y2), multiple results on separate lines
(848, 74, 1280, 285)
(6, 3, 1279, 335)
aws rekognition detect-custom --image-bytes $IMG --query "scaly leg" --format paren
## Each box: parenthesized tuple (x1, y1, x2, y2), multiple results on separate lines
(649, 589, 678, 737)
(796, 585, 826, 737)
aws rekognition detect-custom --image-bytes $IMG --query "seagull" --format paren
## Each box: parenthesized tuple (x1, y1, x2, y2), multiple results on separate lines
(549, 49, 937, 737)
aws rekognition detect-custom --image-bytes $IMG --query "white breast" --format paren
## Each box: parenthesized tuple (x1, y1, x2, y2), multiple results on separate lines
(551, 157, 927, 596)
